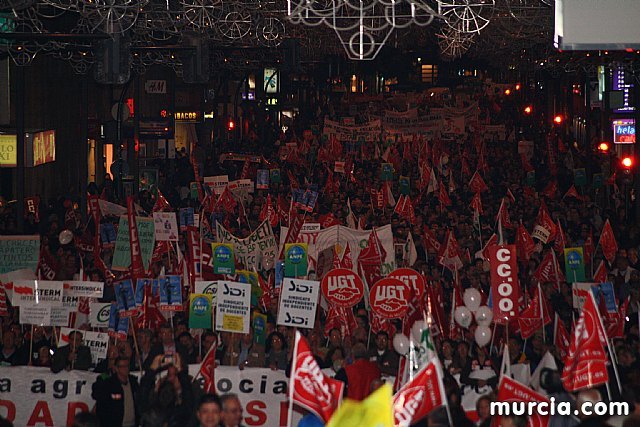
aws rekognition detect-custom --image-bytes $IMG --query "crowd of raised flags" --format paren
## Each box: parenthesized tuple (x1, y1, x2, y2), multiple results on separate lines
(0, 78, 638, 426)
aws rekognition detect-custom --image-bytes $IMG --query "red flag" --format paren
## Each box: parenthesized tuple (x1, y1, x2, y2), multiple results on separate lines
(561, 293, 609, 392)
(604, 297, 629, 339)
(319, 213, 341, 229)
(126, 196, 146, 279)
(516, 223, 536, 262)
(533, 251, 565, 284)
(423, 226, 441, 253)
(370, 188, 384, 210)
(324, 306, 358, 339)
(369, 312, 396, 338)
(593, 260, 608, 283)
(469, 171, 488, 193)
(542, 181, 558, 199)
(217, 187, 237, 212)
(152, 189, 172, 213)
(37, 246, 60, 281)
(469, 192, 483, 216)
(493, 376, 550, 427)
(438, 183, 452, 207)
(290, 332, 344, 423)
(598, 219, 618, 264)
(517, 286, 552, 339)
(24, 196, 40, 223)
(393, 360, 447, 426)
(562, 185, 583, 201)
(496, 198, 513, 229)
(279, 212, 304, 259)
(199, 337, 217, 394)
(437, 231, 463, 271)
(584, 228, 595, 266)
(357, 229, 386, 286)
(554, 314, 570, 360)
(532, 201, 557, 243)
(259, 195, 279, 227)
(480, 233, 498, 261)
(553, 220, 565, 254)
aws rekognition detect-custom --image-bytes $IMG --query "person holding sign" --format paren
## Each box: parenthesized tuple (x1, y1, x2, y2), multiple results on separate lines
(51, 330, 92, 373)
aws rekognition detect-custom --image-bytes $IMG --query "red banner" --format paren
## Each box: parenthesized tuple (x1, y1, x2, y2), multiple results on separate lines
(126, 196, 145, 279)
(393, 359, 447, 426)
(492, 376, 549, 427)
(488, 245, 520, 324)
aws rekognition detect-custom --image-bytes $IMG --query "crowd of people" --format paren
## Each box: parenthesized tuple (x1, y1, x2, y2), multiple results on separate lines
(1, 79, 640, 427)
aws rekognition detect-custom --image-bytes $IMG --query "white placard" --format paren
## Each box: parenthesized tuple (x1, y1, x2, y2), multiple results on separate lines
(19, 306, 51, 326)
(60, 328, 110, 363)
(89, 303, 112, 327)
(277, 278, 320, 329)
(300, 223, 321, 232)
(153, 212, 179, 242)
(204, 175, 229, 195)
(65, 281, 104, 298)
(215, 281, 251, 334)
(195, 280, 218, 306)
(50, 307, 71, 327)
(12, 281, 63, 307)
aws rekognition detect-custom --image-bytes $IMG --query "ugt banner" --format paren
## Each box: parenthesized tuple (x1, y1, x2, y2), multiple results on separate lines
(488, 245, 520, 324)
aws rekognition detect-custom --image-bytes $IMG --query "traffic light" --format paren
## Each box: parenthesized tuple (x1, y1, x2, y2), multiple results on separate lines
(622, 156, 634, 169)
(524, 105, 532, 115)
(504, 89, 511, 96)
(553, 115, 564, 125)
(227, 118, 235, 131)
(597, 142, 610, 153)
(515, 83, 521, 91)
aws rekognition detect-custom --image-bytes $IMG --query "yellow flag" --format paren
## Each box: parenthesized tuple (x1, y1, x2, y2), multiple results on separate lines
(327, 383, 394, 427)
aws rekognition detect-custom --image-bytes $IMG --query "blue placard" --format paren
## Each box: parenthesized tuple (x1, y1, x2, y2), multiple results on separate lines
(159, 275, 182, 309)
(114, 279, 136, 316)
(179, 208, 195, 231)
(592, 282, 617, 313)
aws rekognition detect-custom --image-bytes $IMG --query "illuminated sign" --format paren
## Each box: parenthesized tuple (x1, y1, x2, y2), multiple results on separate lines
(33, 130, 55, 166)
(613, 67, 635, 112)
(0, 135, 17, 167)
(613, 119, 635, 144)
(174, 111, 202, 123)
(204, 111, 215, 120)
(264, 68, 279, 94)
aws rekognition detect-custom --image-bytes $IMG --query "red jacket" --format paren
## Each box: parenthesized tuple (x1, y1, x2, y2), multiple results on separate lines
(336, 358, 381, 401)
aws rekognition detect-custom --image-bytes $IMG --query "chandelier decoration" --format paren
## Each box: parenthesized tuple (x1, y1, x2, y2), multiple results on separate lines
(286, 0, 441, 60)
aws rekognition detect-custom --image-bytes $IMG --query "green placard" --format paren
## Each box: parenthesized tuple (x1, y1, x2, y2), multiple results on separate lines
(0, 236, 40, 275)
(189, 293, 212, 329)
(212, 243, 235, 275)
(253, 311, 268, 346)
(112, 216, 156, 271)
(190, 182, 199, 199)
(526, 171, 535, 186)
(399, 176, 410, 196)
(574, 168, 587, 187)
(270, 169, 281, 184)
(564, 247, 586, 283)
(380, 163, 394, 181)
(592, 173, 604, 189)
(284, 243, 308, 277)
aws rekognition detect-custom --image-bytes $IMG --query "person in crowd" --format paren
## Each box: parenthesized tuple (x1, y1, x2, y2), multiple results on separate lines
(177, 331, 199, 365)
(72, 412, 100, 427)
(265, 331, 288, 371)
(334, 343, 381, 401)
(323, 346, 346, 372)
(91, 356, 139, 427)
(507, 338, 528, 365)
(575, 389, 610, 427)
(461, 345, 497, 389)
(192, 393, 222, 427)
(501, 414, 529, 427)
(0, 330, 27, 366)
(35, 345, 52, 367)
(51, 330, 92, 372)
(475, 395, 492, 427)
(367, 331, 399, 376)
(441, 339, 456, 371)
(220, 394, 245, 427)
(137, 328, 160, 372)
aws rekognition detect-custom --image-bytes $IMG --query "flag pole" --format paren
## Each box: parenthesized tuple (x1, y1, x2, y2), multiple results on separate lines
(589, 293, 622, 396)
(538, 283, 546, 343)
(287, 331, 300, 427)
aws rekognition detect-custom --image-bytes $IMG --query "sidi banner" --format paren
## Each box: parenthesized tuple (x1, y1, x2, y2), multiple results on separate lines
(488, 245, 520, 324)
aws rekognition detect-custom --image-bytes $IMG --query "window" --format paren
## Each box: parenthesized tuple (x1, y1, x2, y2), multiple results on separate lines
(421, 64, 438, 84)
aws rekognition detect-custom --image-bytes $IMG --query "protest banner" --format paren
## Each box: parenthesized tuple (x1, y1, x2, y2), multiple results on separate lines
(153, 212, 179, 242)
(488, 245, 520, 324)
(50, 308, 71, 327)
(159, 276, 183, 311)
(203, 175, 229, 195)
(189, 294, 213, 329)
(229, 179, 254, 194)
(216, 220, 278, 271)
(113, 279, 137, 317)
(284, 243, 308, 277)
(63, 281, 104, 299)
(323, 118, 381, 143)
(0, 366, 301, 427)
(111, 216, 155, 271)
(321, 268, 364, 308)
(0, 236, 40, 274)
(277, 278, 319, 329)
(212, 243, 236, 275)
(300, 223, 321, 233)
(89, 303, 111, 328)
(195, 281, 218, 305)
(279, 224, 395, 278)
(11, 281, 64, 307)
(216, 281, 251, 334)
(19, 306, 51, 326)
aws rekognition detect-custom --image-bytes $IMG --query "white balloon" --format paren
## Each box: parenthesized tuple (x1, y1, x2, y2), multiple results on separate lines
(392, 333, 411, 356)
(411, 320, 429, 342)
(463, 288, 482, 311)
(59, 229, 73, 245)
(475, 306, 494, 327)
(474, 325, 492, 347)
(454, 306, 473, 329)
